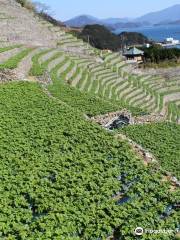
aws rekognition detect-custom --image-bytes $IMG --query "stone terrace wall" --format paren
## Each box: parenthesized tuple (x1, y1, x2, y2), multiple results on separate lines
(0, 0, 59, 46)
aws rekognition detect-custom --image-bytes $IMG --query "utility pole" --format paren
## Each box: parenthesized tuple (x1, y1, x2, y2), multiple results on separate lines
(88, 35, 90, 45)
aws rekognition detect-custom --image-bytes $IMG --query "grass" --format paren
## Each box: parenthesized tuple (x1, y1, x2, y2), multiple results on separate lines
(0, 48, 33, 69)
(29, 49, 53, 76)
(120, 122, 180, 178)
(0, 45, 21, 53)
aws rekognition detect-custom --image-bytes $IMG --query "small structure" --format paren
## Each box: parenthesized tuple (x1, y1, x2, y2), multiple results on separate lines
(123, 47, 144, 63)
(165, 37, 179, 45)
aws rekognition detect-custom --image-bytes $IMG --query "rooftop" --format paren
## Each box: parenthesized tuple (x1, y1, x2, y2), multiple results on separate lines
(124, 47, 144, 56)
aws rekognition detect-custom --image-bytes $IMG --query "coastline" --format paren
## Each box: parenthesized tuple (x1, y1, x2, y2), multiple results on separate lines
(114, 24, 180, 44)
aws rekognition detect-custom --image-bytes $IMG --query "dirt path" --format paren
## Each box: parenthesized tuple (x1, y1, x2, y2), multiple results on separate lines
(116, 133, 157, 165)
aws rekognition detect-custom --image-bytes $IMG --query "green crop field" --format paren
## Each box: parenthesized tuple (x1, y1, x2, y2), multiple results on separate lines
(0, 4, 179, 237)
(120, 123, 180, 179)
(0, 82, 179, 240)
(48, 67, 145, 117)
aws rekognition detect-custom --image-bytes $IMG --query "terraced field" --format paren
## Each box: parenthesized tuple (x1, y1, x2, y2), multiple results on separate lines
(0, 42, 179, 122)
(0, 2, 180, 240)
(0, 2, 179, 119)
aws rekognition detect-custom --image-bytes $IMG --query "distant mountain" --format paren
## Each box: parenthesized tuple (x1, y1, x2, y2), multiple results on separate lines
(64, 15, 131, 28)
(64, 5, 180, 30)
(155, 19, 180, 26)
(64, 15, 101, 28)
(136, 4, 180, 24)
(168, 20, 180, 25)
(111, 21, 150, 30)
(64, 15, 149, 29)
(101, 17, 131, 25)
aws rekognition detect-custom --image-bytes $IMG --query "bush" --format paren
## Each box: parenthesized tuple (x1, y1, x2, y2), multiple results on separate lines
(142, 45, 180, 64)
(16, 0, 35, 11)
(78, 24, 122, 51)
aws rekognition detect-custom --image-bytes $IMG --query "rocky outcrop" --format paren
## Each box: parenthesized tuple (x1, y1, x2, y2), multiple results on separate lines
(91, 110, 134, 128)
(0, 69, 18, 82)
(37, 71, 52, 85)
(91, 110, 165, 129)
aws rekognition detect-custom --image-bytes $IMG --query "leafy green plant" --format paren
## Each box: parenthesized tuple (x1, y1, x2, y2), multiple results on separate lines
(120, 122, 180, 178)
(0, 48, 33, 69)
(0, 45, 21, 53)
(29, 49, 53, 76)
(0, 82, 178, 239)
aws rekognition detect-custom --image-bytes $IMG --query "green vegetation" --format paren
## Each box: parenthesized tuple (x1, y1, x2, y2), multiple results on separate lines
(118, 31, 150, 46)
(141, 60, 180, 68)
(0, 2, 179, 239)
(15, 0, 65, 27)
(0, 48, 33, 69)
(0, 82, 179, 239)
(48, 75, 142, 116)
(38, 12, 65, 27)
(74, 25, 150, 51)
(29, 49, 55, 76)
(77, 24, 122, 51)
(15, 0, 35, 11)
(141, 45, 180, 66)
(120, 123, 180, 178)
(0, 45, 21, 53)
(30, 50, 145, 116)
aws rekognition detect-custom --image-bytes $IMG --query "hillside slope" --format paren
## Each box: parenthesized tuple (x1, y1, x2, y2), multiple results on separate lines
(0, 81, 179, 239)
(0, 1, 179, 239)
(74, 25, 151, 50)
(0, 0, 60, 46)
(64, 15, 101, 27)
(136, 4, 180, 24)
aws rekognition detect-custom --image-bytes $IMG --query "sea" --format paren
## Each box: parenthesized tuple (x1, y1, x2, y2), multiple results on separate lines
(114, 24, 180, 48)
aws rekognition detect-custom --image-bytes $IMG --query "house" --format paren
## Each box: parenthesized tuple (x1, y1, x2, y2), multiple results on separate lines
(123, 47, 144, 63)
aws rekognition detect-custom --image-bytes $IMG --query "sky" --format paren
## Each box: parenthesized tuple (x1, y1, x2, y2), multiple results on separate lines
(37, 0, 180, 21)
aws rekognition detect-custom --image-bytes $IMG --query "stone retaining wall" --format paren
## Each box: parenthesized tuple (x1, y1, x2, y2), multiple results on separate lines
(0, 0, 58, 46)
(91, 110, 165, 128)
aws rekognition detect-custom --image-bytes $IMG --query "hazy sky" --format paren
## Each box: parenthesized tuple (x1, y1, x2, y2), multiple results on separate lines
(37, 0, 180, 21)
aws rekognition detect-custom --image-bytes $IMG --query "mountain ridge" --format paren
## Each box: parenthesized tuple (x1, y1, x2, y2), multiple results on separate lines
(64, 5, 180, 29)
(135, 4, 180, 24)
(64, 15, 129, 26)
(64, 15, 149, 29)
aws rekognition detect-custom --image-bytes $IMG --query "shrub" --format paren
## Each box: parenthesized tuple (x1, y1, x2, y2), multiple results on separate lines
(16, 0, 35, 11)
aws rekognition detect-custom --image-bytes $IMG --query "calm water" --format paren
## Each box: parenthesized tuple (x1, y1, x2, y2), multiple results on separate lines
(115, 24, 180, 47)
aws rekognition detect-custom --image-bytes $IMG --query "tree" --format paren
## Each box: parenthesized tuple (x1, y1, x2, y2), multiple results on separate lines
(32, 1, 50, 14)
